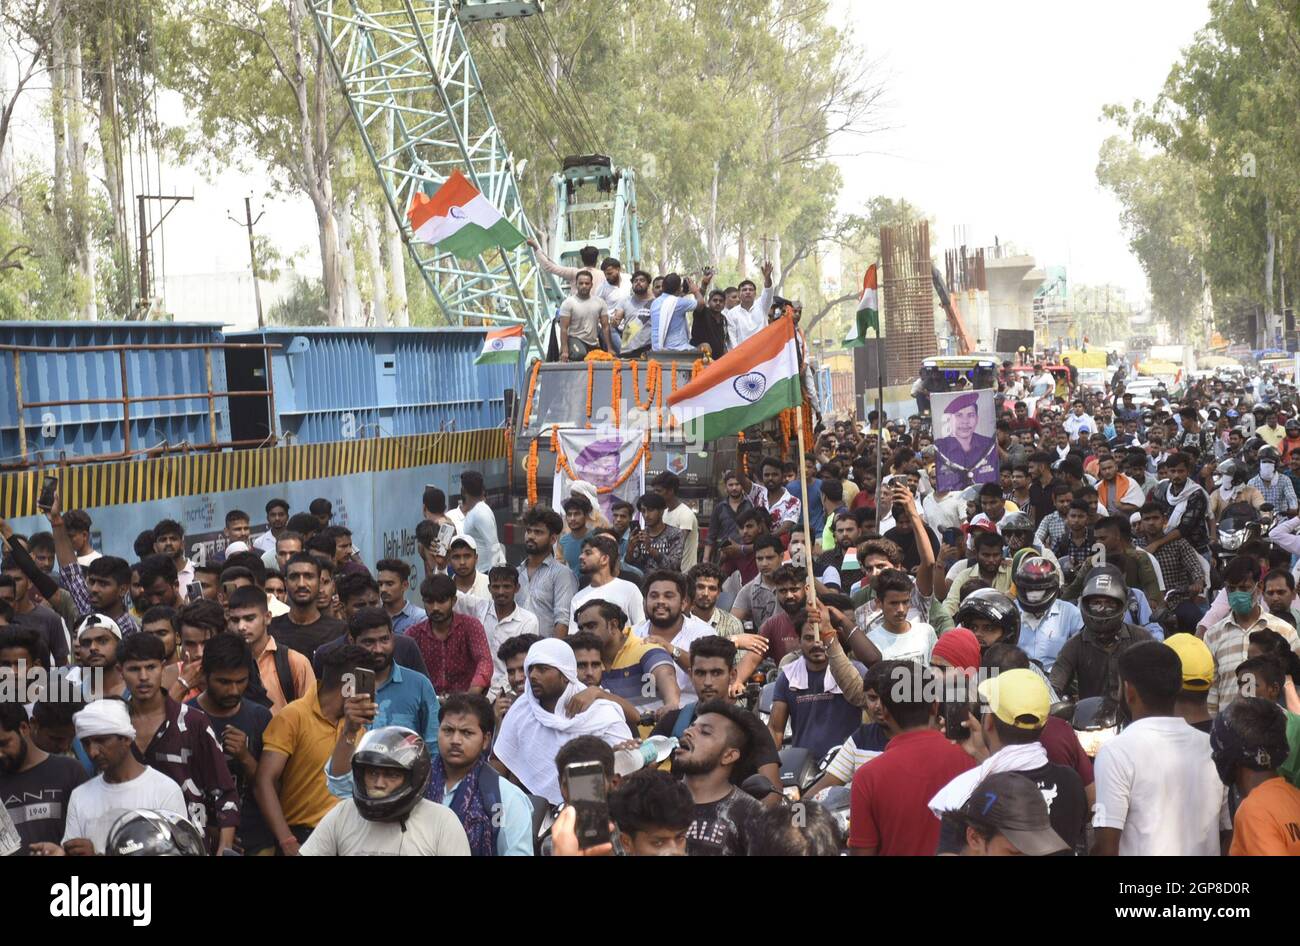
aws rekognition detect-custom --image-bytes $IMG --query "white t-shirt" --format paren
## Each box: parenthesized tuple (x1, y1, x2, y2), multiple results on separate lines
(300, 798, 471, 856)
(663, 503, 700, 570)
(1092, 715, 1229, 856)
(632, 614, 717, 699)
(63, 767, 188, 853)
(463, 502, 504, 570)
(865, 621, 937, 664)
(569, 578, 646, 634)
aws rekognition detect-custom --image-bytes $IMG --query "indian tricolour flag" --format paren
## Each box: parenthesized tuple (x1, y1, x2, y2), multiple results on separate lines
(475, 325, 524, 365)
(407, 169, 525, 260)
(668, 316, 802, 442)
(845, 263, 878, 348)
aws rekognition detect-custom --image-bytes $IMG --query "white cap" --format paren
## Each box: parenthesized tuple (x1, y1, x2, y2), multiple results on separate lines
(75, 613, 122, 641)
(224, 541, 250, 555)
(448, 534, 477, 553)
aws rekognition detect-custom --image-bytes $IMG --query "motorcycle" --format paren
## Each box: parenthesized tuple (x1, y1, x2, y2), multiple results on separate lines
(777, 744, 840, 801)
(1050, 696, 1120, 758)
(1211, 503, 1263, 588)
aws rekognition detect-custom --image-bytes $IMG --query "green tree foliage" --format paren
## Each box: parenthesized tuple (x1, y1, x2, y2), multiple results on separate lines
(1100, 0, 1300, 339)
(474, 0, 882, 281)
(1095, 133, 1204, 334)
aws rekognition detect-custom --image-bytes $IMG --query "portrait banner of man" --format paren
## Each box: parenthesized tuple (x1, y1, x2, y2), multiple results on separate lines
(933, 388, 999, 493)
(551, 426, 646, 520)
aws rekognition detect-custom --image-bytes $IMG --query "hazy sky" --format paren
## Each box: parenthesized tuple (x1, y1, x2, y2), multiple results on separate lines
(827, 0, 1210, 302)
(1, 1, 1213, 307)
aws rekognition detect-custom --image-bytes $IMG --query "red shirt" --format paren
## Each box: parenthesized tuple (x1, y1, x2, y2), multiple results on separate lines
(404, 613, 493, 693)
(758, 611, 800, 663)
(848, 729, 976, 855)
(1040, 714, 1094, 786)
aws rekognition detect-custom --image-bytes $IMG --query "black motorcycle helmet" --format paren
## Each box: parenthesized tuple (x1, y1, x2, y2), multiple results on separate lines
(1257, 445, 1282, 465)
(1014, 555, 1060, 616)
(106, 810, 206, 856)
(351, 726, 432, 824)
(1079, 564, 1128, 640)
(954, 588, 1020, 649)
(1000, 511, 1035, 550)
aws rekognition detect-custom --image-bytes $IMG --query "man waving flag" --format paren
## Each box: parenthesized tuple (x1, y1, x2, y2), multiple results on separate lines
(668, 315, 803, 442)
(407, 169, 525, 260)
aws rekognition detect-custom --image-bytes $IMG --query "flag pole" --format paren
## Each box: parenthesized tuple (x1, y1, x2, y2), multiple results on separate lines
(872, 259, 885, 522)
(794, 389, 819, 614)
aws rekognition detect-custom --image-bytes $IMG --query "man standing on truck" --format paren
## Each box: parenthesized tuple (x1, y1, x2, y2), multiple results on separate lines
(723, 261, 774, 350)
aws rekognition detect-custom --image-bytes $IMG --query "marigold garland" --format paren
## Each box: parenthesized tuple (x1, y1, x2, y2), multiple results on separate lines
(610, 361, 622, 427)
(585, 360, 595, 425)
(526, 438, 540, 505)
(737, 430, 748, 476)
(668, 365, 679, 429)
(520, 360, 542, 428)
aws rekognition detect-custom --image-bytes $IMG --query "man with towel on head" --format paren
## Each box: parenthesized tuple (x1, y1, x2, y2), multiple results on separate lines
(491, 638, 633, 804)
(29, 699, 189, 855)
(935, 391, 997, 494)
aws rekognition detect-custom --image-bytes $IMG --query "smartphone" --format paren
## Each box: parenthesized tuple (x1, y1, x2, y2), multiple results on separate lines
(435, 522, 456, 557)
(37, 476, 58, 512)
(350, 666, 376, 701)
(943, 701, 975, 742)
(565, 761, 611, 849)
(186, 583, 203, 603)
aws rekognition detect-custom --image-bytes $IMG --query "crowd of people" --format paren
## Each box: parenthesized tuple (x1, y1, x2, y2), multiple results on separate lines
(4, 356, 1300, 858)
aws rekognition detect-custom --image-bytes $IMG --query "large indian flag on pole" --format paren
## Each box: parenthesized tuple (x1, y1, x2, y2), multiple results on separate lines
(475, 325, 524, 365)
(407, 169, 525, 259)
(668, 316, 802, 442)
(845, 263, 878, 348)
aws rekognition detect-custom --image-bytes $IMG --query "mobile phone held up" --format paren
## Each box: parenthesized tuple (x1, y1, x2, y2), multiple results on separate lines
(348, 666, 377, 701)
(37, 476, 58, 512)
(564, 760, 611, 849)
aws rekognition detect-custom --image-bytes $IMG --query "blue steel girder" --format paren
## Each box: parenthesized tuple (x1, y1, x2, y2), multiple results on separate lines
(306, 0, 563, 357)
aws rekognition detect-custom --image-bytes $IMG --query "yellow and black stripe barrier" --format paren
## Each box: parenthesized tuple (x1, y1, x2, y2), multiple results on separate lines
(0, 429, 508, 518)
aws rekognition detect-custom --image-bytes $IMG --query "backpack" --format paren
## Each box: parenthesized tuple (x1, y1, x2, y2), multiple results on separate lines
(273, 644, 297, 704)
(671, 701, 698, 740)
(474, 763, 503, 855)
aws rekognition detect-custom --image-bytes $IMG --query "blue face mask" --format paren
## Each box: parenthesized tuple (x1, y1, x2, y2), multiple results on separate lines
(1227, 590, 1256, 615)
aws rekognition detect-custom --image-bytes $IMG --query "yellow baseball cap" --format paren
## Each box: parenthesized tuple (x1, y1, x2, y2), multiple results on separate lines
(978, 668, 1050, 730)
(1164, 633, 1214, 692)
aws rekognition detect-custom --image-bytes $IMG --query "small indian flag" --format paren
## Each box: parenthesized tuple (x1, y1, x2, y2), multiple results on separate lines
(668, 316, 802, 442)
(407, 169, 525, 260)
(475, 325, 524, 365)
(845, 263, 879, 348)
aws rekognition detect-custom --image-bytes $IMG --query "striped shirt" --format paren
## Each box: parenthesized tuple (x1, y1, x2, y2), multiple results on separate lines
(1203, 610, 1300, 715)
(64, 561, 139, 638)
(1146, 537, 1205, 604)
(516, 555, 577, 636)
(1034, 511, 1067, 550)
(1249, 475, 1298, 512)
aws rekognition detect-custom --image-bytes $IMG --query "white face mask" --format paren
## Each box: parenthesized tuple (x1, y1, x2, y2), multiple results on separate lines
(1261, 462, 1276, 479)
(1218, 474, 1234, 489)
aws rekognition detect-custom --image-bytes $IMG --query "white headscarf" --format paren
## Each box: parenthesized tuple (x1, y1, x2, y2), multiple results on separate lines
(74, 699, 136, 740)
(493, 639, 632, 804)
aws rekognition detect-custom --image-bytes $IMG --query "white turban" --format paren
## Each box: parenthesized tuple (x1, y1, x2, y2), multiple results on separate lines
(492, 638, 632, 804)
(74, 699, 136, 740)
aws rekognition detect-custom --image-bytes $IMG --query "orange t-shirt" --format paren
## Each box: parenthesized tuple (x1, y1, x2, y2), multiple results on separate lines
(1229, 777, 1300, 856)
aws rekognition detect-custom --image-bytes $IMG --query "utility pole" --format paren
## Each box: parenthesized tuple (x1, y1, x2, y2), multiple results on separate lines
(229, 197, 267, 328)
(134, 194, 193, 319)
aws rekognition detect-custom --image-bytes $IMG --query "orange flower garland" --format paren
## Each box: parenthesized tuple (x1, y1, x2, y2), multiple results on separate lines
(737, 431, 748, 475)
(610, 361, 622, 427)
(526, 438, 540, 505)
(520, 360, 542, 428)
(585, 360, 595, 426)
